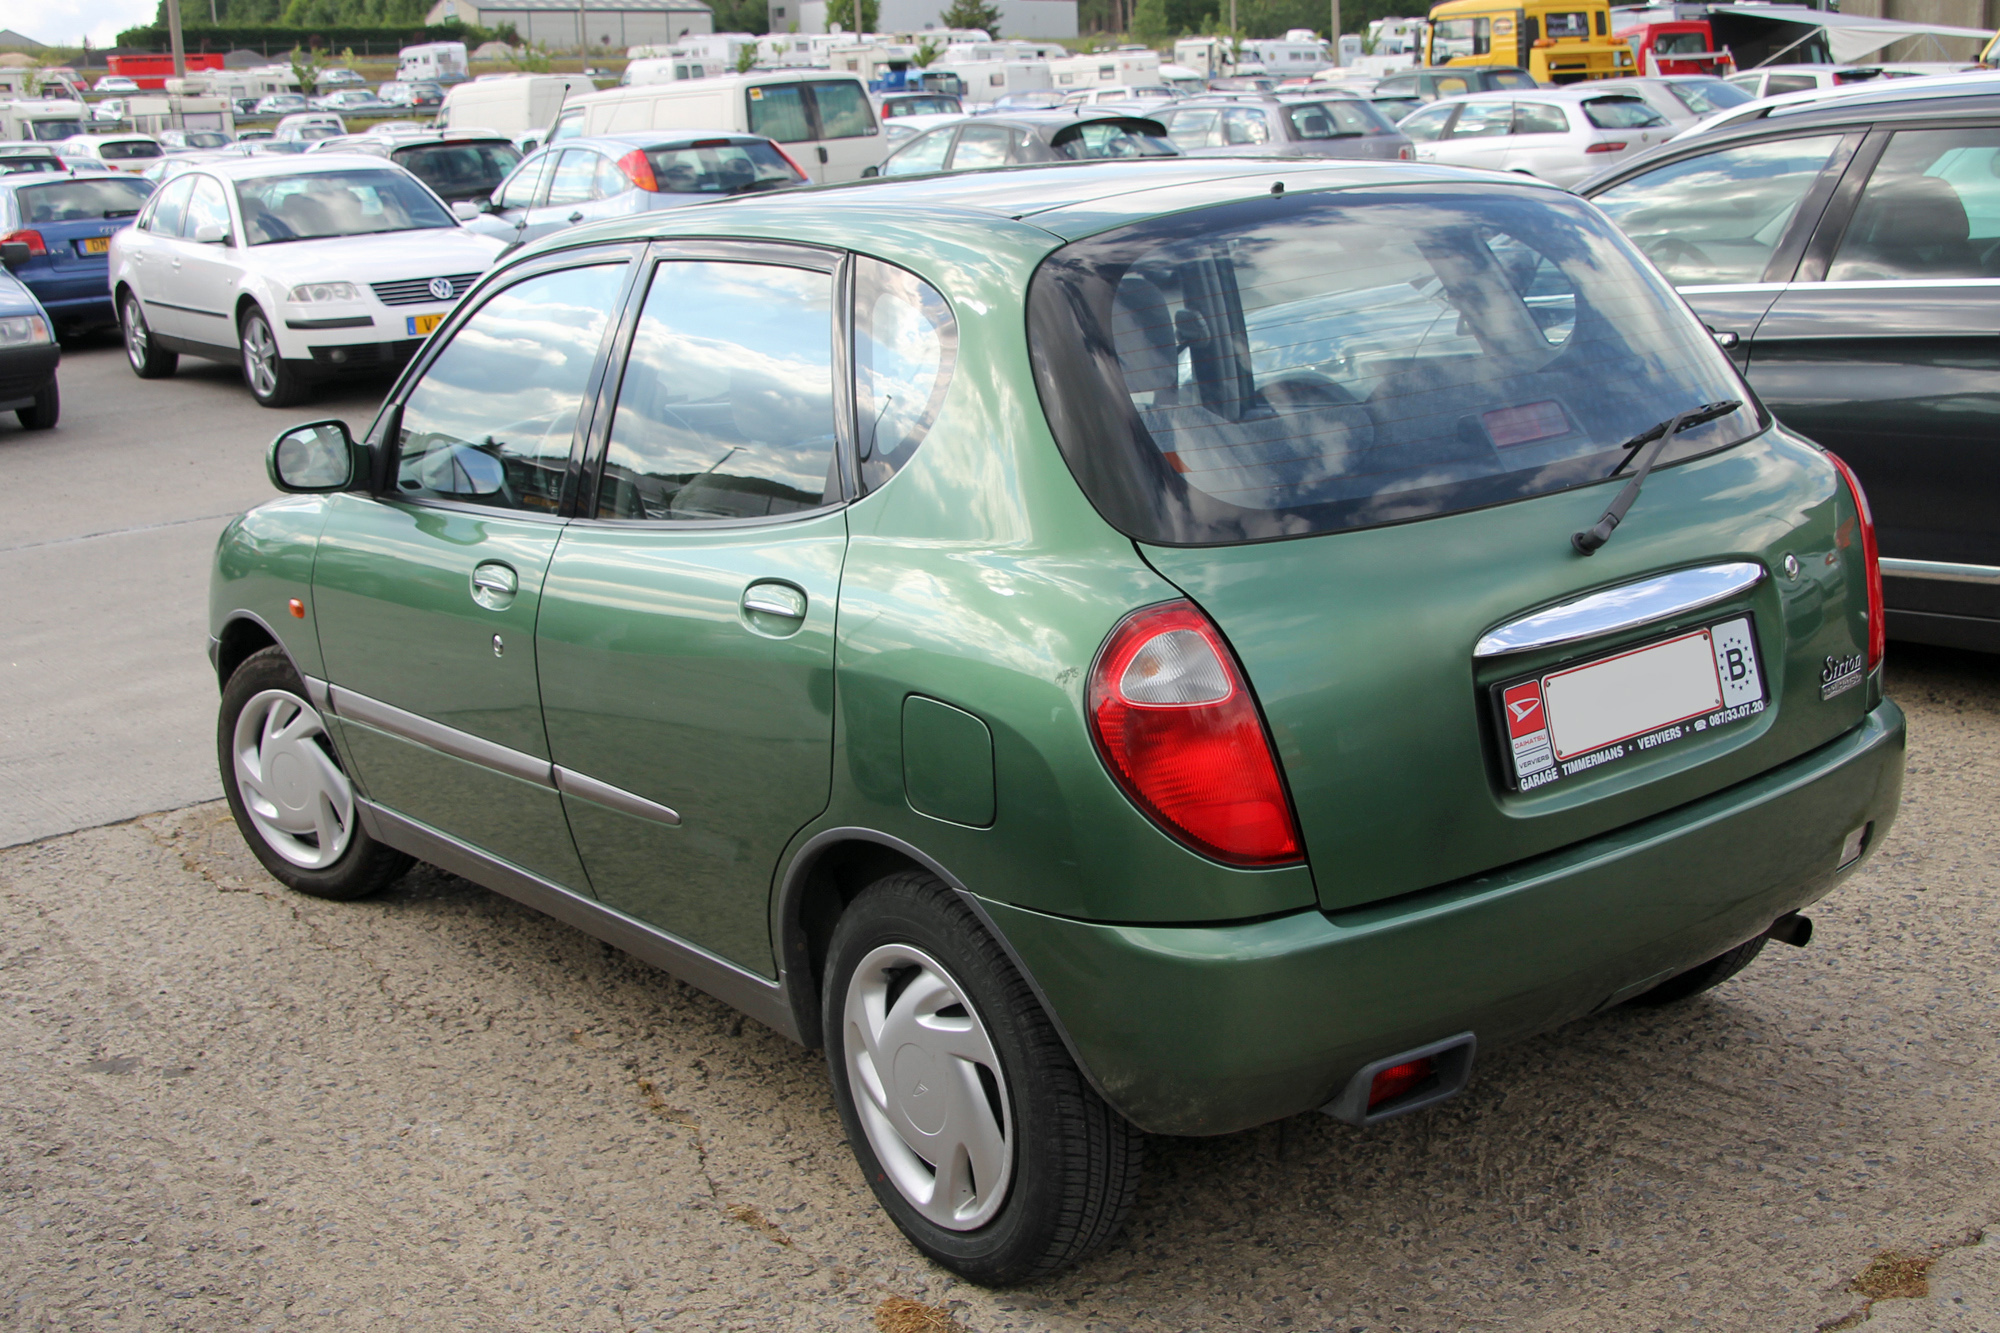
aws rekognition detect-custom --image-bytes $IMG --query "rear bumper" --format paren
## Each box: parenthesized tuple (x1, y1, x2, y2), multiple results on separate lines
(983, 700, 1906, 1136)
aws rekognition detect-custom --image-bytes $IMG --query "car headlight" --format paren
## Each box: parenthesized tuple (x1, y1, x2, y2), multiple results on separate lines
(0, 314, 51, 346)
(288, 281, 361, 303)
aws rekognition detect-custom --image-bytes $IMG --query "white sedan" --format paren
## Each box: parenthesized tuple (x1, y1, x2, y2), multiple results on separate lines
(1397, 87, 1675, 188)
(108, 154, 507, 407)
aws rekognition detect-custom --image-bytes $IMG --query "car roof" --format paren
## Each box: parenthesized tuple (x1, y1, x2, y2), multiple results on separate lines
(531, 157, 1563, 260)
(535, 131, 773, 152)
(169, 152, 418, 181)
(1448, 86, 1655, 104)
(1664, 83, 2000, 147)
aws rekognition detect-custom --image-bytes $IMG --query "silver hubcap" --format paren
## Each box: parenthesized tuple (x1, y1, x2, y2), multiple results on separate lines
(124, 300, 147, 366)
(231, 689, 354, 869)
(242, 318, 277, 397)
(843, 943, 1013, 1230)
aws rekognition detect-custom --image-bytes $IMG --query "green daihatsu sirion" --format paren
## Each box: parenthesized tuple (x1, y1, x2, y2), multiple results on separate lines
(210, 158, 1905, 1283)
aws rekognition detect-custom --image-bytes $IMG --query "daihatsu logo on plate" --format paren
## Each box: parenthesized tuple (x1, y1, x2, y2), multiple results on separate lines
(429, 277, 454, 300)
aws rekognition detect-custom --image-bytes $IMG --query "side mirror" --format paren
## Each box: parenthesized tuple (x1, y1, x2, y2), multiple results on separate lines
(0, 240, 28, 268)
(193, 220, 229, 244)
(860, 165, 880, 178)
(268, 419, 359, 492)
(450, 199, 479, 221)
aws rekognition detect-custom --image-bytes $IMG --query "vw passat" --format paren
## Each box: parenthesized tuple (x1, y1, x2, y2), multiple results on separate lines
(109, 154, 505, 407)
(209, 160, 1906, 1282)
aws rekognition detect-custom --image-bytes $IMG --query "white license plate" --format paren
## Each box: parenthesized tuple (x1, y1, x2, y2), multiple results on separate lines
(406, 312, 445, 336)
(1496, 615, 1765, 791)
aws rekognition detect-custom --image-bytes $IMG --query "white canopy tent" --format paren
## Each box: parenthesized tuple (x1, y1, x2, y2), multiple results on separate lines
(1709, 5, 1994, 64)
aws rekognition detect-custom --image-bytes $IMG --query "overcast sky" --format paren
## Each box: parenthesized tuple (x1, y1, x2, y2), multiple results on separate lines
(22, 0, 164, 49)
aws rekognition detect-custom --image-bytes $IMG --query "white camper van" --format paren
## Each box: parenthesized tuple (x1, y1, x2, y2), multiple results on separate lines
(398, 42, 470, 85)
(623, 56, 733, 85)
(439, 74, 593, 144)
(1045, 51, 1161, 91)
(558, 71, 881, 183)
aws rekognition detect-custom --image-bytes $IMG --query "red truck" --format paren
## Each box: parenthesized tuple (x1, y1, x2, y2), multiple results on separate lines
(1611, 3, 1836, 78)
(104, 53, 226, 91)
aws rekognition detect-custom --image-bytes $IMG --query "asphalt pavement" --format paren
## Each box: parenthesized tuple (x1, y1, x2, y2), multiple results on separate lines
(2, 339, 1998, 1332)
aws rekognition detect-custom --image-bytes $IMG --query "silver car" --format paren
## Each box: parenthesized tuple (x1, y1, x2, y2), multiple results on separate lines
(1155, 95, 1414, 161)
(1399, 87, 1674, 187)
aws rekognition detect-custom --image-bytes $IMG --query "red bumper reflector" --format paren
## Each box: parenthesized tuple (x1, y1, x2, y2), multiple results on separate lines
(1368, 1056, 1435, 1110)
(1585, 141, 1627, 153)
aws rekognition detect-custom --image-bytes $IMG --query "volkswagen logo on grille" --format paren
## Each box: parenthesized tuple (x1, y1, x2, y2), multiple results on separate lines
(428, 277, 455, 301)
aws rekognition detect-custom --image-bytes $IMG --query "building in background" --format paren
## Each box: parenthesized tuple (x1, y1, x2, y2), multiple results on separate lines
(425, 0, 715, 51)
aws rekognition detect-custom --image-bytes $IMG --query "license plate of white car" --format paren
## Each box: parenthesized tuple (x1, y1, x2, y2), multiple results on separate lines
(406, 313, 445, 336)
(1495, 615, 1766, 791)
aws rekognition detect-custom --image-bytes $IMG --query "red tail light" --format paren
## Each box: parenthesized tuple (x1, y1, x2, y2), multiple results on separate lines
(1398, 145, 1413, 160)
(1368, 1057, 1435, 1110)
(1826, 451, 1885, 670)
(616, 148, 659, 193)
(771, 142, 811, 181)
(1087, 601, 1302, 867)
(2, 228, 47, 256)
(1585, 141, 1627, 153)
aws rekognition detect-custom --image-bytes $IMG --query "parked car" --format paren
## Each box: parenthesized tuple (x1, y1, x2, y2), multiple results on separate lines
(253, 94, 311, 116)
(157, 128, 235, 151)
(1398, 87, 1672, 185)
(107, 154, 506, 406)
(1371, 66, 1539, 102)
(0, 249, 58, 428)
(94, 76, 140, 93)
(1582, 84, 2000, 651)
(0, 171, 152, 335)
(337, 131, 522, 203)
(56, 133, 165, 174)
(313, 91, 394, 115)
(1155, 95, 1414, 161)
(92, 99, 126, 123)
(210, 153, 1903, 1286)
(1060, 84, 1182, 107)
(1369, 93, 1426, 122)
(377, 80, 446, 110)
(1666, 70, 2000, 143)
(318, 68, 368, 88)
(984, 90, 1068, 112)
(1726, 64, 1885, 100)
(884, 112, 968, 146)
(1588, 74, 1756, 128)
(876, 110, 1177, 175)
(878, 92, 964, 118)
(0, 143, 69, 175)
(466, 132, 806, 249)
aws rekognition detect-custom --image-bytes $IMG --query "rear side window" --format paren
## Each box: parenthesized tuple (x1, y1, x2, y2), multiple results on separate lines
(17, 176, 151, 223)
(499, 152, 552, 208)
(854, 257, 957, 491)
(1767, 74, 1817, 95)
(394, 143, 522, 198)
(1220, 108, 1272, 146)
(1164, 108, 1223, 149)
(596, 261, 838, 521)
(747, 80, 876, 142)
(1582, 98, 1668, 130)
(952, 123, 1016, 168)
(1449, 103, 1515, 138)
(748, 84, 812, 141)
(1591, 134, 1844, 285)
(1489, 70, 1539, 89)
(1026, 188, 1760, 545)
(810, 80, 877, 138)
(1828, 128, 2000, 281)
(1515, 102, 1569, 134)
(1399, 105, 1454, 141)
(1285, 100, 1387, 139)
(1054, 120, 1177, 159)
(883, 127, 953, 175)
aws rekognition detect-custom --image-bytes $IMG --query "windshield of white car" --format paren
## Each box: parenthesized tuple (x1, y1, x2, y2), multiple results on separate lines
(234, 169, 455, 244)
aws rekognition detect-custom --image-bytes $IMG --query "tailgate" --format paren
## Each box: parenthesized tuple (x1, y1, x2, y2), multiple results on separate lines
(1142, 426, 1875, 913)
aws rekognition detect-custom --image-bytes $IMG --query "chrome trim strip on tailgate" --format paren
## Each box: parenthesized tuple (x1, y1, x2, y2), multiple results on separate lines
(1474, 561, 1767, 659)
(1882, 558, 2000, 586)
(327, 684, 556, 788)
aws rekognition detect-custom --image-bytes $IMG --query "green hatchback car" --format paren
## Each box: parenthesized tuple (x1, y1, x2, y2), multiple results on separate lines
(210, 158, 1906, 1283)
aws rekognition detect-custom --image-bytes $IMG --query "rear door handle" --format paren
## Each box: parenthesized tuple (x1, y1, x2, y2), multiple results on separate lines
(817, 145, 829, 164)
(567, 211, 584, 223)
(471, 561, 518, 608)
(742, 584, 806, 618)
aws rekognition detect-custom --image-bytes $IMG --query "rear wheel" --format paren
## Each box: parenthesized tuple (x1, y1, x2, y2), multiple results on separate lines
(15, 379, 57, 430)
(121, 292, 176, 378)
(218, 645, 411, 900)
(824, 871, 1142, 1285)
(239, 308, 308, 408)
(1626, 935, 1768, 1007)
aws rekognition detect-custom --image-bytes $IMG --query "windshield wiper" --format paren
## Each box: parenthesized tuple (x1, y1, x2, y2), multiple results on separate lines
(1571, 399, 1742, 556)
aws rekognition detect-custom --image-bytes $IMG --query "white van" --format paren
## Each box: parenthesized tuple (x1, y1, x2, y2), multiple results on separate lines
(558, 72, 882, 183)
(622, 56, 732, 85)
(398, 42, 469, 85)
(439, 74, 593, 138)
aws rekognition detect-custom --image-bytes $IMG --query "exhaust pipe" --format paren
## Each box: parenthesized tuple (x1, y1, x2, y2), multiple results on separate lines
(1768, 912, 1813, 948)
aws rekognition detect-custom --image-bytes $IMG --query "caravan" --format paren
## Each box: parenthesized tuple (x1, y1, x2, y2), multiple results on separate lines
(399, 42, 470, 85)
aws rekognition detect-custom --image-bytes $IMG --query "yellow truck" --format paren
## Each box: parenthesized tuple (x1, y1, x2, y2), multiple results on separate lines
(1425, 0, 1637, 83)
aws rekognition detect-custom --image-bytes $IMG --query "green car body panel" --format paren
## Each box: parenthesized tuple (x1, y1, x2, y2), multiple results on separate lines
(212, 159, 1907, 1140)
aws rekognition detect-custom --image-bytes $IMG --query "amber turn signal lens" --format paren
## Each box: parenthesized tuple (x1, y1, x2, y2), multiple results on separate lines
(288, 598, 305, 618)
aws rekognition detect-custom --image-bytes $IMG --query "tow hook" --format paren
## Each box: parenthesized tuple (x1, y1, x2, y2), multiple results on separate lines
(1768, 912, 1813, 948)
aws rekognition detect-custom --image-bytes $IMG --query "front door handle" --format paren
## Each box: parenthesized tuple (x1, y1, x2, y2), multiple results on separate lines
(742, 583, 806, 619)
(471, 561, 518, 608)
(817, 145, 830, 164)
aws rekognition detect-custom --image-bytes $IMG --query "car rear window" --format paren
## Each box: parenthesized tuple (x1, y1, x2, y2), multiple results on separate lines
(1285, 100, 1390, 138)
(1488, 70, 1538, 89)
(100, 140, 164, 160)
(1050, 119, 1177, 159)
(18, 176, 153, 222)
(0, 155, 65, 175)
(1582, 97, 1668, 130)
(1026, 187, 1761, 545)
(393, 142, 522, 197)
(645, 140, 801, 192)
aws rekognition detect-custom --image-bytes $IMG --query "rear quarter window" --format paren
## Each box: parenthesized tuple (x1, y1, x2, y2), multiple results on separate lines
(1583, 98, 1668, 130)
(1027, 187, 1760, 545)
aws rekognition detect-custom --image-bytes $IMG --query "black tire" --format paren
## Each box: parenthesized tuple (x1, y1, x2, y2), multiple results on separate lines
(1626, 935, 1768, 1007)
(121, 291, 177, 378)
(239, 307, 310, 409)
(15, 379, 57, 430)
(217, 645, 411, 901)
(823, 871, 1142, 1285)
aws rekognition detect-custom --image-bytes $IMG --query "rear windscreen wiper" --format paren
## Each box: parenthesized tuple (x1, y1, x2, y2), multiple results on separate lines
(1572, 399, 1742, 556)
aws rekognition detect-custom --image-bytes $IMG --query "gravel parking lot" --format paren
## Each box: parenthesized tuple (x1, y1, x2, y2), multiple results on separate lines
(2, 343, 1997, 1332)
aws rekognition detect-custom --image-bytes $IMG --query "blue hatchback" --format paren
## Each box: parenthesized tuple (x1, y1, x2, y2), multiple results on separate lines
(0, 259, 59, 429)
(0, 172, 154, 336)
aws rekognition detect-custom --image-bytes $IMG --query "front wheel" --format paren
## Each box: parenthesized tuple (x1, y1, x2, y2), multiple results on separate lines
(16, 379, 57, 429)
(218, 645, 411, 900)
(824, 871, 1143, 1285)
(239, 308, 308, 408)
(121, 292, 177, 378)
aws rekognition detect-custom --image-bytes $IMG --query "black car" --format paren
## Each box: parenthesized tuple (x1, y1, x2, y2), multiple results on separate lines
(874, 110, 1178, 177)
(1371, 66, 1539, 101)
(1582, 86, 2000, 652)
(339, 132, 523, 203)
(1155, 94, 1413, 160)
